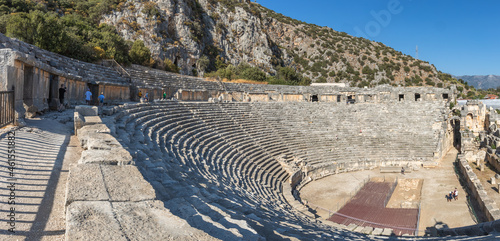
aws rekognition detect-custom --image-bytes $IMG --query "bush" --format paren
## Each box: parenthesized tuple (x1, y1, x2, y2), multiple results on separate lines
(239, 65, 267, 82)
(129, 40, 151, 65)
(164, 59, 179, 73)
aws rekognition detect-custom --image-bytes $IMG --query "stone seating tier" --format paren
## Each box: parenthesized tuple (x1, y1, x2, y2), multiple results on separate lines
(101, 100, 458, 240)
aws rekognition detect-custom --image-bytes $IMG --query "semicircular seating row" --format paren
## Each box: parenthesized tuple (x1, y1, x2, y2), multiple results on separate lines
(112, 101, 349, 240)
(110, 101, 448, 240)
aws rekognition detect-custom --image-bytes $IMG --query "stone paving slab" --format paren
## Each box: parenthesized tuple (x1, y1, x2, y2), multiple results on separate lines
(66, 201, 127, 241)
(78, 148, 133, 165)
(112, 200, 220, 241)
(66, 164, 108, 206)
(66, 164, 156, 205)
(101, 165, 156, 202)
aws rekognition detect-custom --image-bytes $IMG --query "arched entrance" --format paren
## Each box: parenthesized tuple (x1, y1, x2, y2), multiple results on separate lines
(465, 113, 473, 131)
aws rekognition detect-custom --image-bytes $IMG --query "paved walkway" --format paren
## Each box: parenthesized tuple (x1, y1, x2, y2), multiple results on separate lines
(0, 118, 78, 241)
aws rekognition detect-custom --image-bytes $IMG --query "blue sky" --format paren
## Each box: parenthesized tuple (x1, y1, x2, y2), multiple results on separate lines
(257, 0, 500, 76)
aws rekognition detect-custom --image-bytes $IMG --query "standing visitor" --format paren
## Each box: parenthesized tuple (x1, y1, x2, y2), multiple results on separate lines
(85, 88, 92, 105)
(145, 92, 149, 102)
(58, 84, 66, 112)
(163, 92, 167, 100)
(98, 92, 105, 107)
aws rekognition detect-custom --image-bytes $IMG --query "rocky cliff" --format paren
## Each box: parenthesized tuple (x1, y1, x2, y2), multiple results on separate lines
(103, 0, 446, 87)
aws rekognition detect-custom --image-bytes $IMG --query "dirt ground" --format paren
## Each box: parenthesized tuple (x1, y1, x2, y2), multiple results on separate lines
(300, 148, 477, 236)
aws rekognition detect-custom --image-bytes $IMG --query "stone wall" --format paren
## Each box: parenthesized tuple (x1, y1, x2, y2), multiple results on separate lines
(457, 155, 500, 222)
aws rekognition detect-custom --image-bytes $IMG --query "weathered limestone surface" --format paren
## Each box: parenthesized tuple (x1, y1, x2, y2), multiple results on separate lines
(66, 201, 127, 241)
(66, 164, 155, 206)
(79, 148, 133, 165)
(66, 164, 108, 206)
(76, 105, 99, 116)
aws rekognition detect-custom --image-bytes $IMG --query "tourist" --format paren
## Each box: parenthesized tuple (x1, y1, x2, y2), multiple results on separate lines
(401, 167, 405, 175)
(138, 91, 142, 99)
(58, 84, 66, 112)
(453, 188, 458, 201)
(85, 88, 92, 105)
(145, 92, 149, 102)
(447, 191, 453, 202)
(163, 92, 167, 100)
(98, 92, 105, 107)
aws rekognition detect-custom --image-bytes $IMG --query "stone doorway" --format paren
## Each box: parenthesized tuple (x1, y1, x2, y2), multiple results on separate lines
(451, 118, 461, 152)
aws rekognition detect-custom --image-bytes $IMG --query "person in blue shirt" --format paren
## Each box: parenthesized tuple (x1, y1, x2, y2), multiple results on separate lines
(85, 88, 92, 105)
(98, 92, 105, 107)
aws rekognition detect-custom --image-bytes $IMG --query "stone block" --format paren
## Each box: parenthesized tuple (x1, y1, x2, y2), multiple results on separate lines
(492, 177, 496, 185)
(353, 226, 364, 233)
(79, 148, 133, 165)
(66, 201, 127, 241)
(361, 226, 373, 234)
(66, 164, 108, 206)
(346, 223, 357, 231)
(112, 200, 225, 241)
(490, 209, 500, 220)
(66, 164, 155, 205)
(76, 105, 98, 116)
(481, 221, 494, 233)
(381, 228, 393, 236)
(371, 228, 383, 236)
(102, 107, 115, 116)
(74, 112, 83, 135)
(79, 132, 121, 150)
(83, 115, 102, 125)
(78, 124, 111, 135)
(100, 165, 156, 202)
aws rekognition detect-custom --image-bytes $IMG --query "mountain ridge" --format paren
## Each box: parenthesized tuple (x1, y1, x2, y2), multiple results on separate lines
(453, 75, 500, 90)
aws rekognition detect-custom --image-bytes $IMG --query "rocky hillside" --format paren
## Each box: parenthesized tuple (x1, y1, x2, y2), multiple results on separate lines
(454, 75, 500, 90)
(99, 0, 453, 87)
(0, 0, 468, 89)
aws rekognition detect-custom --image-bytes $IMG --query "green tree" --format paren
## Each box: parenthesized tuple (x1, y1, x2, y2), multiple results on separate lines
(129, 40, 150, 65)
(196, 55, 210, 76)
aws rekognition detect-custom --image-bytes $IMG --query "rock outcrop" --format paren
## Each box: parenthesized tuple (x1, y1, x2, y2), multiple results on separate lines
(102, 0, 443, 86)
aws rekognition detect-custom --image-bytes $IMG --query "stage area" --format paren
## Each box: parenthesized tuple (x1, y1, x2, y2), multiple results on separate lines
(299, 149, 478, 236)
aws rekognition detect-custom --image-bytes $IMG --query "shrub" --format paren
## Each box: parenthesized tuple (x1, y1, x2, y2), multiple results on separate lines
(239, 65, 267, 82)
(164, 59, 179, 73)
(129, 40, 151, 65)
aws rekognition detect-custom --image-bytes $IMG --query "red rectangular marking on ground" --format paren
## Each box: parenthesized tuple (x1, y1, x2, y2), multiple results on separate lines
(328, 181, 419, 236)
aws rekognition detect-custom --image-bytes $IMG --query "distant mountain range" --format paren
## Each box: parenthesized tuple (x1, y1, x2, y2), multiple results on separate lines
(454, 75, 500, 90)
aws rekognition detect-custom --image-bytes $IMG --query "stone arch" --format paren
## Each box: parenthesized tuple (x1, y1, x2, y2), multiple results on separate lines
(466, 113, 473, 130)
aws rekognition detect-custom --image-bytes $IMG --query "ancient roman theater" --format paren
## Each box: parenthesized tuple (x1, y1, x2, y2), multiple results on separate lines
(2, 33, 500, 240)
